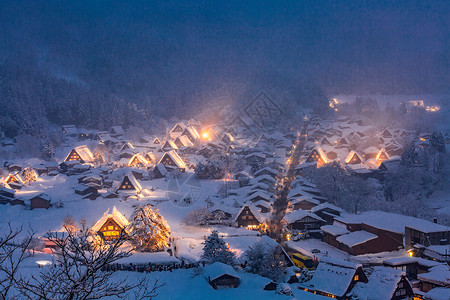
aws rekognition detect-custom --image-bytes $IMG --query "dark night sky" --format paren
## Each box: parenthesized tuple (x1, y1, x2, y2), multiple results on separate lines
(1, 0, 449, 96)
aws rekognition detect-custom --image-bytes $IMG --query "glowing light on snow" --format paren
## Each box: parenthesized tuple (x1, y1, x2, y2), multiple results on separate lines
(201, 131, 210, 140)
(36, 260, 52, 266)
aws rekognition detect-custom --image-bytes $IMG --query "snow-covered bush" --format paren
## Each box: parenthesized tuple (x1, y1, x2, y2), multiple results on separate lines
(201, 230, 236, 265)
(182, 208, 211, 227)
(276, 283, 293, 296)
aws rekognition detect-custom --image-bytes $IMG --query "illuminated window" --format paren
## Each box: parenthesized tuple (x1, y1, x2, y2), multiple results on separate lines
(354, 275, 359, 281)
(108, 226, 113, 230)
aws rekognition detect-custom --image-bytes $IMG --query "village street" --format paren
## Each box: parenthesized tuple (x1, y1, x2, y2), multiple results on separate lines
(269, 119, 309, 241)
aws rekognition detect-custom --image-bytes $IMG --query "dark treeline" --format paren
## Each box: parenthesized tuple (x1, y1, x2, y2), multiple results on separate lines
(0, 0, 449, 137)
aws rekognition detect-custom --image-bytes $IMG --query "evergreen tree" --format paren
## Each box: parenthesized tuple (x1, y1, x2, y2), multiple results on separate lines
(430, 131, 445, 153)
(201, 230, 236, 265)
(401, 143, 418, 168)
(129, 205, 170, 252)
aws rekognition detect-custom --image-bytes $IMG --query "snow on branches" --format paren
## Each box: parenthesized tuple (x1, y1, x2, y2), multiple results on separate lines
(129, 204, 171, 252)
(201, 230, 236, 265)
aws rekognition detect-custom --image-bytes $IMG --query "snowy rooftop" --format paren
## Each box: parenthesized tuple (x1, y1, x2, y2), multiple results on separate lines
(301, 257, 361, 297)
(423, 287, 450, 300)
(336, 211, 449, 234)
(284, 210, 324, 224)
(349, 266, 406, 300)
(417, 268, 450, 286)
(321, 224, 349, 236)
(383, 256, 443, 268)
(204, 262, 240, 281)
(336, 230, 378, 248)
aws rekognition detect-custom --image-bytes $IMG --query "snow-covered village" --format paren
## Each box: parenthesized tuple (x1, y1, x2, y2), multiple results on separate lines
(1, 1, 450, 300)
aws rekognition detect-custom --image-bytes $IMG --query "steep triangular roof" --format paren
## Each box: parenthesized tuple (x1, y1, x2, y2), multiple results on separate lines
(117, 173, 142, 192)
(162, 140, 178, 151)
(64, 145, 95, 163)
(345, 151, 364, 164)
(91, 206, 129, 233)
(128, 154, 148, 167)
(376, 148, 390, 161)
(158, 150, 186, 169)
(234, 205, 266, 223)
(175, 135, 194, 148)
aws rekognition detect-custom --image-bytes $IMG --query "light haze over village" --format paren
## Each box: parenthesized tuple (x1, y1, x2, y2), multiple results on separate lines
(0, 1, 449, 299)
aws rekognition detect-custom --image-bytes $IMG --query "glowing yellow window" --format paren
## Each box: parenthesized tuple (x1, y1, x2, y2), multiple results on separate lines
(108, 226, 113, 230)
(354, 275, 359, 281)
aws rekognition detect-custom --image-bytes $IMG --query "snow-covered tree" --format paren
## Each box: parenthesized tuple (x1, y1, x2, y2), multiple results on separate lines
(430, 131, 445, 153)
(401, 143, 418, 168)
(182, 208, 212, 227)
(62, 215, 79, 234)
(244, 240, 289, 281)
(201, 230, 236, 265)
(0, 225, 33, 299)
(22, 167, 37, 185)
(41, 140, 55, 161)
(194, 159, 226, 179)
(129, 205, 170, 252)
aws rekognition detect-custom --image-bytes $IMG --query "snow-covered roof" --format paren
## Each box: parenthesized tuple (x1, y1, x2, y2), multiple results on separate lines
(176, 135, 194, 147)
(284, 210, 325, 224)
(162, 140, 178, 150)
(183, 126, 200, 140)
(336, 211, 449, 234)
(311, 203, 344, 214)
(117, 172, 142, 192)
(249, 182, 269, 191)
(349, 266, 407, 300)
(204, 262, 240, 281)
(158, 150, 186, 169)
(254, 167, 278, 177)
(91, 206, 129, 233)
(383, 257, 443, 268)
(245, 191, 272, 202)
(65, 145, 95, 163)
(344, 151, 363, 164)
(417, 268, 450, 286)
(301, 257, 362, 297)
(321, 225, 349, 236)
(255, 174, 276, 183)
(336, 230, 378, 248)
(170, 122, 187, 133)
(128, 154, 148, 166)
(290, 197, 320, 206)
(234, 205, 266, 223)
(424, 287, 450, 300)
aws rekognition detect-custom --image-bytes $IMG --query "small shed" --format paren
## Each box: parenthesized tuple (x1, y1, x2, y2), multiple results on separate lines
(30, 194, 51, 210)
(204, 262, 240, 289)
